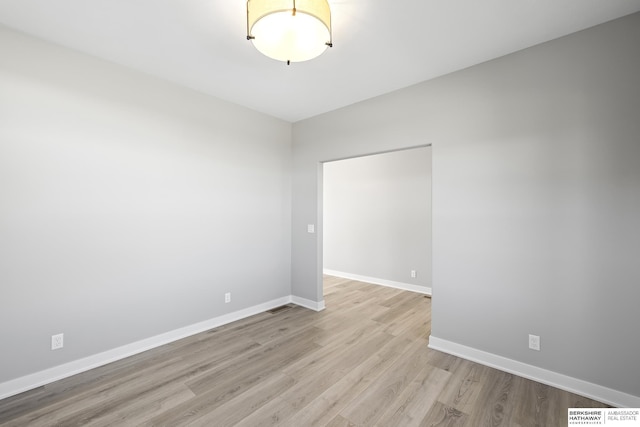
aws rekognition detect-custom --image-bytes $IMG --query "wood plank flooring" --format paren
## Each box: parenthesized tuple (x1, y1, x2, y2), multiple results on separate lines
(0, 276, 608, 426)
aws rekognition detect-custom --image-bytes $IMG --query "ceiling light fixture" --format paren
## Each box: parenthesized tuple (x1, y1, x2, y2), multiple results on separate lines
(247, 0, 333, 65)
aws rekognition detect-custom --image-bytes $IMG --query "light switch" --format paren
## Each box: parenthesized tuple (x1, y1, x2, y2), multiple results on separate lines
(307, 224, 315, 233)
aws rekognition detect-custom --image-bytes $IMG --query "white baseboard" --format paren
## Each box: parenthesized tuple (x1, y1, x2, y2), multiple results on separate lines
(0, 294, 322, 401)
(324, 269, 431, 296)
(428, 335, 640, 409)
(291, 295, 325, 312)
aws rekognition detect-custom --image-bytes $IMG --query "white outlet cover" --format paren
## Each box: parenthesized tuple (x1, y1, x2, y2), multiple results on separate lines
(529, 334, 540, 351)
(51, 333, 64, 350)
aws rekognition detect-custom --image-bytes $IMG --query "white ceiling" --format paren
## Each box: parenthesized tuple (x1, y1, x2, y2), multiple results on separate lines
(1, 1, 639, 122)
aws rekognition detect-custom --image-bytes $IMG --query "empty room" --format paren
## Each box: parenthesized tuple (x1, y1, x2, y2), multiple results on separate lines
(1, 1, 640, 426)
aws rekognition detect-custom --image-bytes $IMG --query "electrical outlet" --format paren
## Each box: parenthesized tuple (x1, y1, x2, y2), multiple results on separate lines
(410, 270, 417, 278)
(529, 334, 540, 351)
(51, 333, 64, 350)
(225, 292, 231, 303)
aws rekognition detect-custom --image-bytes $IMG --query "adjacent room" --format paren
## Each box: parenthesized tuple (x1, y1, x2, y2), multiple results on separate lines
(322, 147, 432, 295)
(1, 1, 639, 425)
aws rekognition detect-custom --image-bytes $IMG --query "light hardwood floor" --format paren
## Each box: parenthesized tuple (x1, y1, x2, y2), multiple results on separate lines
(0, 276, 607, 426)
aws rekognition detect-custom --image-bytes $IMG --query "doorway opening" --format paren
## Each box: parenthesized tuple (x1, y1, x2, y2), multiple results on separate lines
(321, 146, 432, 299)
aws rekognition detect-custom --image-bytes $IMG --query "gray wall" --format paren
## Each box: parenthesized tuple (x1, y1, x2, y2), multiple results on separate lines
(323, 148, 431, 289)
(292, 13, 640, 399)
(0, 26, 292, 383)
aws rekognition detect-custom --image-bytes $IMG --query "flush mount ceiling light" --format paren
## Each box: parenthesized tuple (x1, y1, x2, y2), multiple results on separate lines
(247, 0, 333, 64)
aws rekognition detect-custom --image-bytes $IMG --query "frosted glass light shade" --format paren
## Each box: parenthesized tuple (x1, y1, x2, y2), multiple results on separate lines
(247, 0, 332, 63)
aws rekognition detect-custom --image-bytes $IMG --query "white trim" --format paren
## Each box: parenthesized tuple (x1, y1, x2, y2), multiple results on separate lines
(428, 335, 640, 409)
(0, 294, 325, 401)
(291, 295, 325, 312)
(324, 269, 431, 296)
